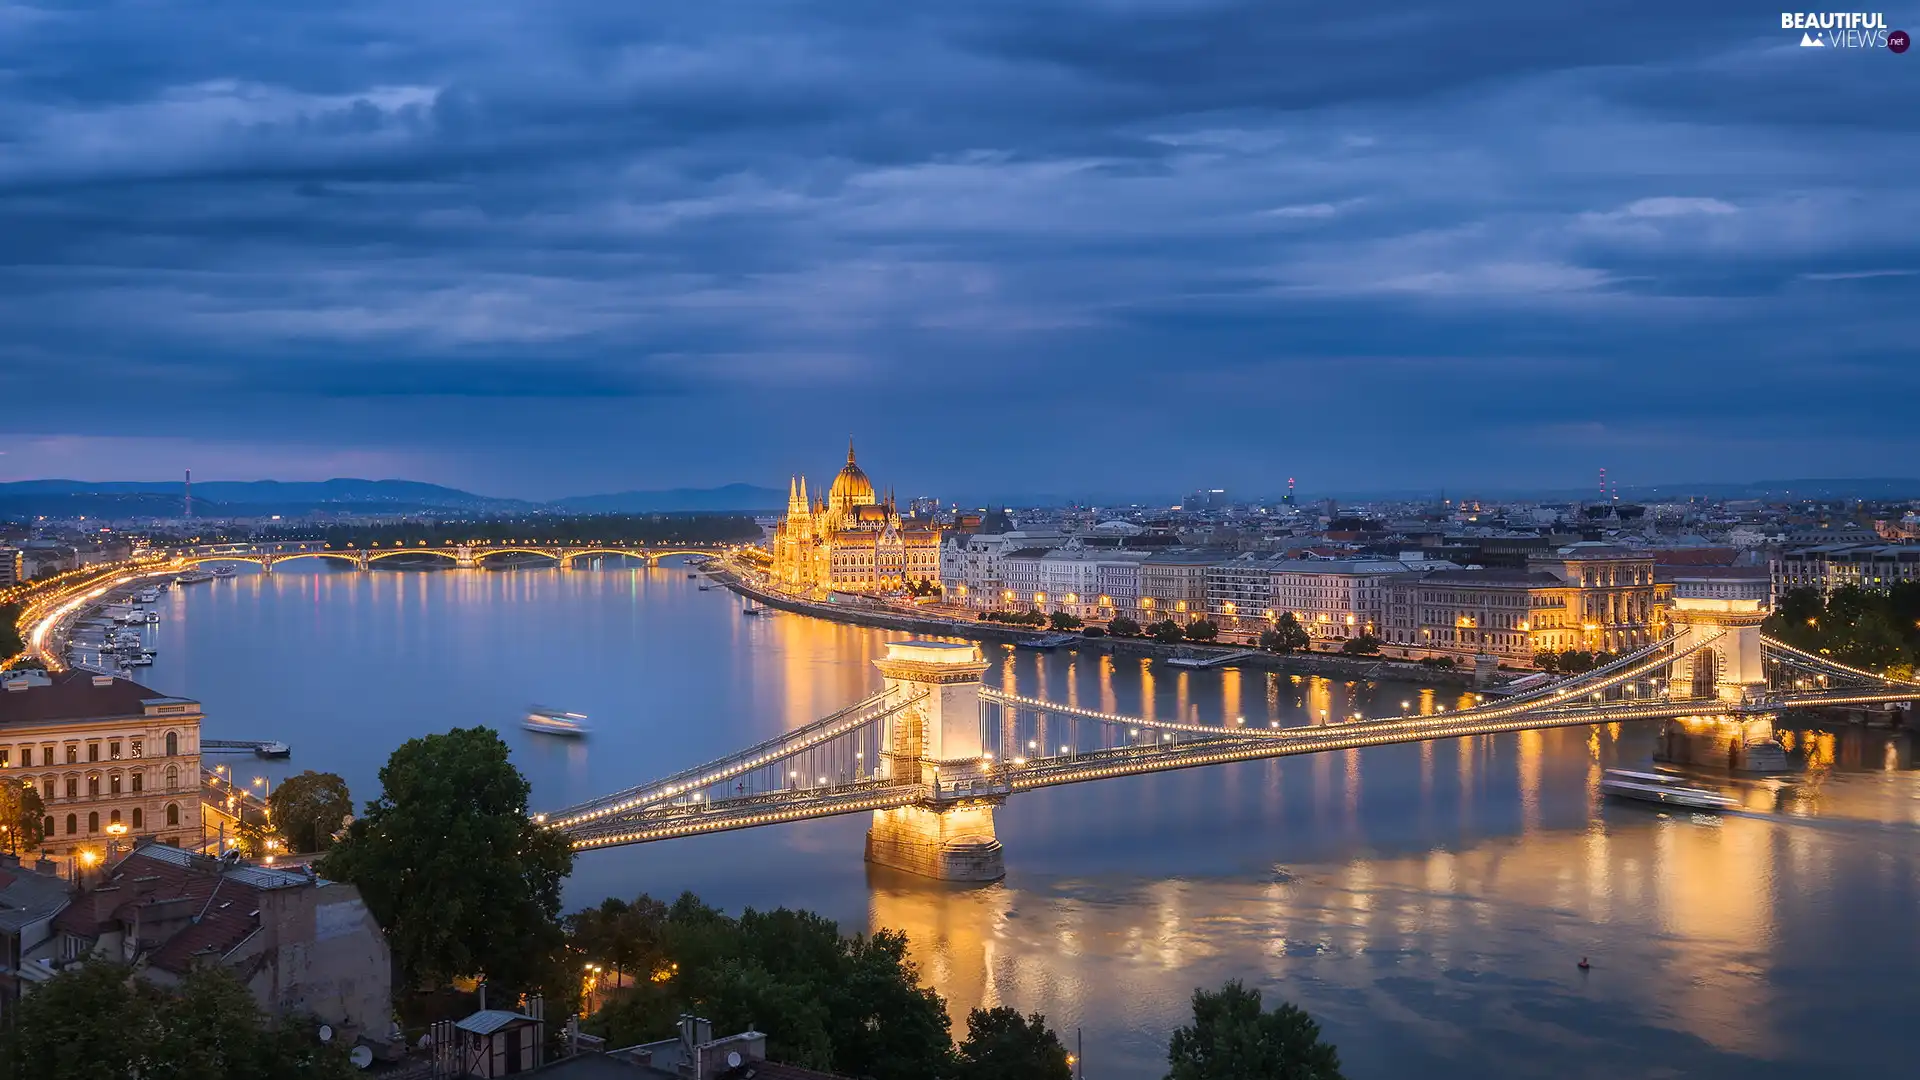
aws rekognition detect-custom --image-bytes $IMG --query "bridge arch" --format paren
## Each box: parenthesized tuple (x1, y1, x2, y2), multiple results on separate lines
(364, 548, 460, 564)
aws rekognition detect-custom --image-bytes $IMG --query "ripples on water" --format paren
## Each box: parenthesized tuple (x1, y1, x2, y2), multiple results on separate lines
(136, 565, 1920, 1079)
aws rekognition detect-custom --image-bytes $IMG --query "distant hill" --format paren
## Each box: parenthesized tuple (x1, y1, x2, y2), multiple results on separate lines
(551, 483, 787, 514)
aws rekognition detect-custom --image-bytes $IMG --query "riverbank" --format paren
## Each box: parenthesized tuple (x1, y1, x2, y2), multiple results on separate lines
(709, 564, 1478, 688)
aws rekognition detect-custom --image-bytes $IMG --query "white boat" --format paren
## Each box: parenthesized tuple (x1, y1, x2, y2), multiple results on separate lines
(137, 589, 159, 603)
(1601, 769, 1738, 812)
(525, 707, 591, 737)
(128, 653, 153, 666)
(142, 611, 161, 623)
(210, 565, 236, 578)
(254, 741, 291, 759)
(178, 571, 213, 584)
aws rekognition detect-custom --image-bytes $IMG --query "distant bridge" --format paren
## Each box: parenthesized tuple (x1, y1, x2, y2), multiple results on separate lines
(542, 598, 1920, 881)
(166, 542, 728, 572)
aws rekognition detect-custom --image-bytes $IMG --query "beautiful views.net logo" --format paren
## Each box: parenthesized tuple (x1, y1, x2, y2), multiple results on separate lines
(1781, 11, 1910, 50)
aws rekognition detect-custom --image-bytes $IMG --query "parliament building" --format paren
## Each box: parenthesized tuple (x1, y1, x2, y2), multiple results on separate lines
(772, 442, 940, 595)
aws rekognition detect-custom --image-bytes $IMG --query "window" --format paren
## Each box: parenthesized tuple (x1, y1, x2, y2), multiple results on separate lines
(132, 807, 144, 829)
(132, 772, 143, 793)
(87, 776, 99, 798)
(65, 777, 78, 799)
(65, 813, 76, 835)
(88, 743, 99, 763)
(109, 773, 122, 795)
(87, 811, 99, 833)
(109, 809, 121, 825)
(164, 732, 178, 757)
(19, 747, 29, 767)
(0, 748, 7, 768)
(165, 765, 179, 791)
(131, 740, 143, 758)
(43, 815, 54, 837)
(66, 745, 78, 765)
(166, 803, 180, 827)
(109, 741, 122, 760)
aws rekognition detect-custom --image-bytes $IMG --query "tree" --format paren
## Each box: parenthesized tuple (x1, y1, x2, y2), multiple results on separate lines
(1048, 611, 1083, 631)
(0, 777, 45, 854)
(321, 727, 575, 999)
(0, 602, 23, 659)
(1149, 619, 1186, 643)
(1184, 619, 1219, 642)
(268, 770, 353, 854)
(0, 962, 354, 1080)
(1166, 980, 1344, 1080)
(1261, 613, 1310, 655)
(1532, 650, 1559, 673)
(1108, 615, 1142, 637)
(954, 1006, 1072, 1080)
(1339, 632, 1381, 656)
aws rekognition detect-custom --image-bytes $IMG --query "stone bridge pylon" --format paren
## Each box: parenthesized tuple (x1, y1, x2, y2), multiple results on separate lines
(864, 640, 1007, 882)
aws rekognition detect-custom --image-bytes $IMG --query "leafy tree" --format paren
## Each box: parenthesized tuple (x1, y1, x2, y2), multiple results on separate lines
(1261, 613, 1310, 654)
(1048, 611, 1083, 631)
(0, 963, 353, 1080)
(1532, 650, 1559, 673)
(1149, 619, 1186, 643)
(1184, 619, 1219, 642)
(1108, 615, 1142, 637)
(0, 777, 45, 854)
(1166, 980, 1344, 1080)
(954, 1006, 1072, 1080)
(0, 601, 23, 658)
(321, 727, 575, 1000)
(268, 770, 353, 854)
(1339, 632, 1381, 656)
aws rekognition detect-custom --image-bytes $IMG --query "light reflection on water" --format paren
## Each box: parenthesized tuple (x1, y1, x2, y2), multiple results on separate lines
(137, 565, 1920, 1079)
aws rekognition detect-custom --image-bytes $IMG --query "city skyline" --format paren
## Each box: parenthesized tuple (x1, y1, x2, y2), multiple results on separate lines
(2, 1, 1915, 499)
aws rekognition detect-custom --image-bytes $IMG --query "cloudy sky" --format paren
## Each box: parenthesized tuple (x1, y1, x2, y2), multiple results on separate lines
(0, 1, 1914, 500)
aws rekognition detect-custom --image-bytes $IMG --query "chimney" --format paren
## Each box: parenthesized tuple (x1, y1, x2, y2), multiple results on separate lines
(93, 674, 115, 688)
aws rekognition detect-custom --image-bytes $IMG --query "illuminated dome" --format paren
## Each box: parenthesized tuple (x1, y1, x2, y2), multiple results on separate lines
(828, 440, 877, 509)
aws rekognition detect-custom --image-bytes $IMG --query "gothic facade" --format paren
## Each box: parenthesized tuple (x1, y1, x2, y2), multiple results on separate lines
(772, 443, 941, 594)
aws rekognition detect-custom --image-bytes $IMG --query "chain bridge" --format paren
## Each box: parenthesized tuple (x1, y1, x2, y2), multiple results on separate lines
(166, 541, 724, 572)
(541, 597, 1920, 881)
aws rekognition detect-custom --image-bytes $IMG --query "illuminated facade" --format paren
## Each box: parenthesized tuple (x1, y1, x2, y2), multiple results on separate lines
(771, 442, 940, 594)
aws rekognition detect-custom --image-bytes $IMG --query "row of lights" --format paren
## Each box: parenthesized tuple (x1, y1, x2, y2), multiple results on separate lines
(571, 790, 919, 849)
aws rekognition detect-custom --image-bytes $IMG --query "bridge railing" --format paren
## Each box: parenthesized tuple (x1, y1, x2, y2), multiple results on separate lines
(1762, 636, 1920, 687)
(544, 686, 927, 829)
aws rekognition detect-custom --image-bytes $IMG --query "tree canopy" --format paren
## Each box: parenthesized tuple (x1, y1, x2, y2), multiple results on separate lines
(268, 770, 353, 853)
(0, 776, 45, 853)
(0, 963, 354, 1080)
(954, 1006, 1073, 1080)
(1261, 613, 1311, 654)
(1183, 619, 1219, 642)
(1765, 584, 1920, 676)
(1166, 980, 1345, 1080)
(321, 727, 574, 999)
(576, 893, 954, 1080)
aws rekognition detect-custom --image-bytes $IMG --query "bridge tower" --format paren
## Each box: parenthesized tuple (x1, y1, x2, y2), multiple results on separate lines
(1667, 597, 1769, 704)
(865, 640, 1005, 882)
(454, 544, 476, 570)
(258, 554, 274, 575)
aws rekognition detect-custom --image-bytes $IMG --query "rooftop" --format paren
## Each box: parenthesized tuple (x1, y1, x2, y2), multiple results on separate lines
(0, 671, 198, 729)
(0, 862, 71, 935)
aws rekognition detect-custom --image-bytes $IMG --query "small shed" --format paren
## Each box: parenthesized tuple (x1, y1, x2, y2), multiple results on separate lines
(440, 1008, 544, 1077)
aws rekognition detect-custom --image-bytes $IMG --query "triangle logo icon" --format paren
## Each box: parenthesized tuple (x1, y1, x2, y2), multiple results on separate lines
(1801, 31, 1825, 46)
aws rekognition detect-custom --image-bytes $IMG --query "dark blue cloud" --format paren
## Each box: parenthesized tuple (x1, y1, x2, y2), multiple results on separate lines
(0, 0, 1914, 499)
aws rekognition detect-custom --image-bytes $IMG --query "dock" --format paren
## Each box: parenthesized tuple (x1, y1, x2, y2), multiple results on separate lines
(202, 739, 292, 758)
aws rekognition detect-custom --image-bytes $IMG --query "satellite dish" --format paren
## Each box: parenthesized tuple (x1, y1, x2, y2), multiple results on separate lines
(350, 1046, 374, 1070)
(726, 1051, 743, 1068)
(318, 1024, 333, 1043)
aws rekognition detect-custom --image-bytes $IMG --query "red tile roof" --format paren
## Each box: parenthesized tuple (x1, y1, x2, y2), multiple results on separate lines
(52, 843, 274, 974)
(0, 671, 192, 728)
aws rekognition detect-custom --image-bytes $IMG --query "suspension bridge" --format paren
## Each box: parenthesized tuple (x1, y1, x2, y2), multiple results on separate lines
(541, 598, 1920, 881)
(165, 541, 727, 572)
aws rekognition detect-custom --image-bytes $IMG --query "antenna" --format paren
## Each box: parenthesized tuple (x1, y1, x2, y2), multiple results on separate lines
(184, 469, 193, 519)
(1598, 466, 1606, 502)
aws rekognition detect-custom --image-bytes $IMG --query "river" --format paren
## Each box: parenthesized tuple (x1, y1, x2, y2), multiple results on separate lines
(123, 563, 1919, 1079)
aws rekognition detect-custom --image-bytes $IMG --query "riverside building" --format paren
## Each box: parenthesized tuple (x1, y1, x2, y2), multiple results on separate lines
(770, 442, 942, 595)
(0, 670, 204, 857)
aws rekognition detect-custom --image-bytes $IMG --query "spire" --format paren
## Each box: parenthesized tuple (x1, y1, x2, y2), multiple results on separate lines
(788, 475, 799, 511)
(848, 436, 856, 465)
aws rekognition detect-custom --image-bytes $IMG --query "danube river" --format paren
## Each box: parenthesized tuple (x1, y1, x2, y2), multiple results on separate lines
(127, 563, 1918, 1080)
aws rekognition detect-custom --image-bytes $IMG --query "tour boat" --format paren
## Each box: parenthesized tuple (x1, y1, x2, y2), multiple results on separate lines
(1016, 633, 1077, 651)
(142, 611, 161, 623)
(137, 588, 160, 603)
(524, 707, 591, 737)
(178, 571, 213, 584)
(697, 584, 714, 591)
(210, 565, 236, 578)
(1600, 769, 1738, 812)
(128, 653, 153, 666)
(254, 741, 291, 759)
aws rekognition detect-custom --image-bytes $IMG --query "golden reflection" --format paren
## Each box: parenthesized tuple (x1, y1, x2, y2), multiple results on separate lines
(1518, 728, 1542, 834)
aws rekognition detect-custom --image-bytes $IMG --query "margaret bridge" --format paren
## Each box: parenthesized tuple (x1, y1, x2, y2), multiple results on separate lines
(167, 541, 726, 572)
(539, 596, 1920, 880)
